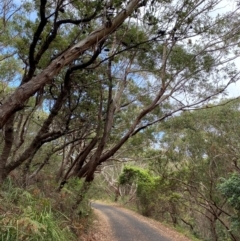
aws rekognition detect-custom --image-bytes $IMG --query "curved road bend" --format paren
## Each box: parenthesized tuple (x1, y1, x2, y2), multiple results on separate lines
(92, 202, 171, 241)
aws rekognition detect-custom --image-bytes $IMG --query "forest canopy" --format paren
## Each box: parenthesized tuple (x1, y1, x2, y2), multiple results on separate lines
(1, 0, 240, 240)
(0, 0, 240, 193)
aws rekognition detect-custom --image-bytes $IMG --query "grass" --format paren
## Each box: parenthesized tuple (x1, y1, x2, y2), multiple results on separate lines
(0, 177, 94, 241)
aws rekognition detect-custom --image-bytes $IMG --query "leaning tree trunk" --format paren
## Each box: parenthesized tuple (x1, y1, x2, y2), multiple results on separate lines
(0, 0, 142, 129)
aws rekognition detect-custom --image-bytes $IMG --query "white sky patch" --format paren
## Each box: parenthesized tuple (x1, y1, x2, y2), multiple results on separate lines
(198, 0, 240, 98)
(226, 80, 240, 97)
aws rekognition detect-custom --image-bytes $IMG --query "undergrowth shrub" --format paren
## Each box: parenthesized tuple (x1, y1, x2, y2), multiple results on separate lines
(0, 178, 82, 241)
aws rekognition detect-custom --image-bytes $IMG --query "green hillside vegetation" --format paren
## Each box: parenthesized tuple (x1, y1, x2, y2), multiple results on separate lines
(113, 100, 240, 241)
(1, 0, 240, 240)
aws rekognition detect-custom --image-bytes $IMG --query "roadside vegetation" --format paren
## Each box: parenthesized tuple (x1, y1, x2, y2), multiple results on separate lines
(1, 0, 240, 240)
(95, 99, 240, 241)
(0, 177, 94, 241)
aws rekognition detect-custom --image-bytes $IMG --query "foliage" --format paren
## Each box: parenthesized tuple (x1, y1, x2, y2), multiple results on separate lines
(1, 0, 240, 240)
(151, 99, 240, 240)
(219, 173, 240, 211)
(218, 173, 240, 231)
(119, 165, 161, 216)
(0, 179, 75, 241)
(63, 177, 93, 217)
(119, 165, 155, 185)
(117, 99, 240, 241)
(0, 0, 240, 188)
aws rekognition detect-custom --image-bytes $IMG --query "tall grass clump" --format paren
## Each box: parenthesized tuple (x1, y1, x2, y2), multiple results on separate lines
(0, 178, 75, 241)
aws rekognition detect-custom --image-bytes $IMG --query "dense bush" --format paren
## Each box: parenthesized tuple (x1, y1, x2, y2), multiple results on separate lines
(0, 177, 93, 241)
(218, 173, 240, 232)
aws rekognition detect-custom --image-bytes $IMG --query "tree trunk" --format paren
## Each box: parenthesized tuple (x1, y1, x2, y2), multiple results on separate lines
(73, 181, 91, 210)
(209, 217, 218, 241)
(0, 0, 142, 129)
(114, 188, 120, 202)
(0, 115, 15, 183)
(0, 168, 9, 184)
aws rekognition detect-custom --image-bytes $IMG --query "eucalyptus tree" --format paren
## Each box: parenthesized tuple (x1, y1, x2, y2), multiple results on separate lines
(153, 99, 240, 241)
(0, 0, 240, 188)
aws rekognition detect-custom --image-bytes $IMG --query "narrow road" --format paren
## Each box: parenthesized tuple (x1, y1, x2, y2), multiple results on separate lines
(92, 202, 172, 241)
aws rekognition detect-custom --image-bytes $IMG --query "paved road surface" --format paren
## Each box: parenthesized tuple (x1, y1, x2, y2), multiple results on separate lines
(92, 202, 172, 241)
